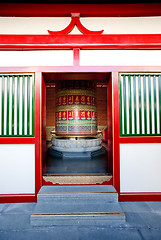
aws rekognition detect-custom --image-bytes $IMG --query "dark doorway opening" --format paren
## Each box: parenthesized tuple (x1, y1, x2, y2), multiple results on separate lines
(42, 72, 112, 183)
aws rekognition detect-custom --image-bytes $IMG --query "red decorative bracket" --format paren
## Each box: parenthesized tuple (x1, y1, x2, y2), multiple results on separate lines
(48, 13, 104, 35)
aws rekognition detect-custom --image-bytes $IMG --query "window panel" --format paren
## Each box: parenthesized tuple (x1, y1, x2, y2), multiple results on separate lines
(119, 73, 161, 136)
(0, 74, 35, 137)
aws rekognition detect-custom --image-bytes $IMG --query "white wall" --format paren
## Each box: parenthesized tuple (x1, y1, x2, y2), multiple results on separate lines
(1, 50, 161, 67)
(80, 50, 161, 66)
(120, 143, 161, 192)
(0, 144, 35, 194)
(0, 17, 161, 34)
(0, 51, 73, 67)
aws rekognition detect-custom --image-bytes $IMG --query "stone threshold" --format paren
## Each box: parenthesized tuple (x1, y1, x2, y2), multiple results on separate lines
(43, 174, 112, 185)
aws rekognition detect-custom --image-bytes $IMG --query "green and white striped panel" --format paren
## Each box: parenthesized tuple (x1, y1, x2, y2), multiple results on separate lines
(119, 73, 161, 136)
(0, 74, 35, 137)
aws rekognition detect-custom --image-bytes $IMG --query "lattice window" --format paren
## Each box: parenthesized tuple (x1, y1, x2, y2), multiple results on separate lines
(0, 74, 35, 137)
(119, 73, 161, 136)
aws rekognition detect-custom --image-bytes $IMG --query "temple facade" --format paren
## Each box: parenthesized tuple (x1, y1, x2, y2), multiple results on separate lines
(0, 2, 161, 203)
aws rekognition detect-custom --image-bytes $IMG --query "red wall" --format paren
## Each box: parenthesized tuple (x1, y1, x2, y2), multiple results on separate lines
(46, 87, 56, 127)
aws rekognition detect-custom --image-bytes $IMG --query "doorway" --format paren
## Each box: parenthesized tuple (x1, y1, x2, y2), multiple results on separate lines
(41, 72, 113, 184)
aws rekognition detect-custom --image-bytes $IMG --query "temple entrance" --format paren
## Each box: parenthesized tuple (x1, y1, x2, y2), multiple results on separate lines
(42, 72, 113, 184)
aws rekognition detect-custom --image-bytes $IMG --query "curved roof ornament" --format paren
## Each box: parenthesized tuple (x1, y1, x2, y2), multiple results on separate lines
(48, 13, 104, 35)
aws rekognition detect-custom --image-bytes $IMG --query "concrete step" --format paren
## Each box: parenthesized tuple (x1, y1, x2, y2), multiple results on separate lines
(30, 185, 125, 226)
(37, 185, 118, 203)
(31, 202, 125, 226)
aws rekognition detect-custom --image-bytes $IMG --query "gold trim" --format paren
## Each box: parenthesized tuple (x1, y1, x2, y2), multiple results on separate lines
(56, 105, 97, 111)
(32, 212, 124, 216)
(0, 194, 35, 197)
(56, 122, 97, 125)
(56, 90, 96, 98)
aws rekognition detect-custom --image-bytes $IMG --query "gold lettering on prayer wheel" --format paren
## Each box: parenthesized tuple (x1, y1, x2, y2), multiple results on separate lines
(55, 80, 97, 136)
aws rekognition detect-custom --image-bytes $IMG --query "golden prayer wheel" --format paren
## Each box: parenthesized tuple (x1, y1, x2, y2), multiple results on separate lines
(55, 80, 97, 136)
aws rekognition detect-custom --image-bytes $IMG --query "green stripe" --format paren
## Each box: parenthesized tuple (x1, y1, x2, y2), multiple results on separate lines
(123, 75, 127, 135)
(4, 77, 7, 135)
(32, 75, 35, 136)
(27, 76, 30, 135)
(1, 76, 4, 135)
(138, 75, 142, 134)
(128, 75, 132, 134)
(22, 76, 25, 135)
(133, 75, 137, 135)
(17, 76, 20, 135)
(153, 75, 157, 134)
(119, 74, 123, 136)
(143, 75, 147, 134)
(159, 75, 161, 135)
(0, 77, 1, 135)
(12, 76, 15, 135)
(148, 75, 152, 134)
(7, 76, 10, 135)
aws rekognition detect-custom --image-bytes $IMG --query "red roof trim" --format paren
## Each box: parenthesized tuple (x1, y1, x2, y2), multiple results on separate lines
(0, 3, 161, 17)
(0, 34, 161, 50)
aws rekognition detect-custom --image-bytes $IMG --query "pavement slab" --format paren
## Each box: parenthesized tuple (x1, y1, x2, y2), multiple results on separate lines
(138, 212, 161, 229)
(0, 204, 6, 213)
(2, 203, 36, 214)
(0, 228, 143, 240)
(146, 201, 161, 213)
(120, 202, 152, 213)
(139, 229, 161, 240)
(0, 201, 161, 239)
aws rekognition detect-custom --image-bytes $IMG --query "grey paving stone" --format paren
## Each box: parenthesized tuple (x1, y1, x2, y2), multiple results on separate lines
(0, 204, 6, 213)
(0, 228, 143, 240)
(146, 202, 161, 213)
(139, 212, 161, 228)
(0, 229, 78, 240)
(3, 203, 36, 214)
(123, 212, 148, 228)
(140, 229, 161, 240)
(120, 202, 151, 213)
(0, 214, 32, 230)
(78, 228, 143, 240)
(0, 201, 161, 240)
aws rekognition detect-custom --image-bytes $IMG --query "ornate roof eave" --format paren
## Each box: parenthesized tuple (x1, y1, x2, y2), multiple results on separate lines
(48, 13, 104, 35)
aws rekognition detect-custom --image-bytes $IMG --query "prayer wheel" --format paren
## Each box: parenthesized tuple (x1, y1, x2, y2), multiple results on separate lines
(55, 80, 97, 136)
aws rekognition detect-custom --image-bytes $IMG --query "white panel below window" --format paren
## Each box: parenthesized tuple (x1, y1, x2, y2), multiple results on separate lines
(80, 50, 161, 66)
(120, 143, 161, 193)
(0, 51, 73, 66)
(0, 144, 35, 194)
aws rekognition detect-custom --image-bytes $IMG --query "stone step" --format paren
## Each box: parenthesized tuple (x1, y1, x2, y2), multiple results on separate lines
(37, 185, 118, 203)
(30, 202, 125, 226)
(31, 185, 125, 226)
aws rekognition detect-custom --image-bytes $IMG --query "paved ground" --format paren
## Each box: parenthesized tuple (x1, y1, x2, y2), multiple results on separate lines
(0, 201, 161, 239)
